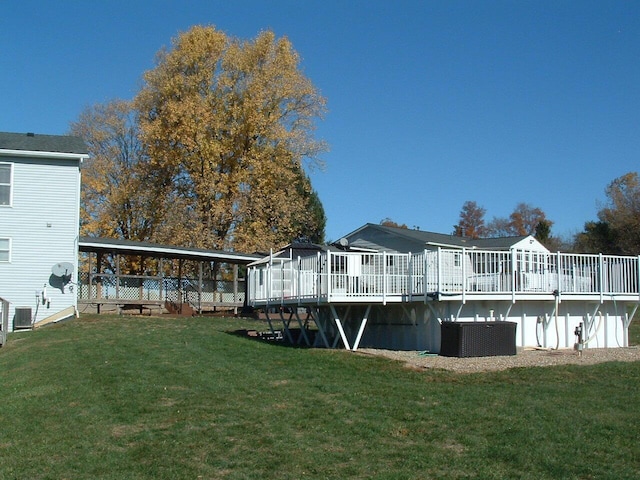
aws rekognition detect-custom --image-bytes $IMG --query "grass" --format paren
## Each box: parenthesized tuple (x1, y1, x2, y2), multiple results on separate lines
(0, 315, 639, 479)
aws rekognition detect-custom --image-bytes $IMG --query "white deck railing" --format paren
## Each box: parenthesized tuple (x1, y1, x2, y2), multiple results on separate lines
(247, 248, 640, 305)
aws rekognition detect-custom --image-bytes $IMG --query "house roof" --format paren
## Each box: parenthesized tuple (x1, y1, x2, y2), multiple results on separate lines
(0, 131, 88, 157)
(342, 223, 533, 251)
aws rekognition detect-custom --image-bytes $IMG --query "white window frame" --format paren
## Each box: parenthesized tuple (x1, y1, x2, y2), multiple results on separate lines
(0, 238, 11, 263)
(0, 162, 12, 207)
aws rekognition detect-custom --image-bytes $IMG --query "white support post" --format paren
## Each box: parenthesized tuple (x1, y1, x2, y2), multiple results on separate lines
(408, 252, 413, 302)
(599, 253, 604, 304)
(557, 251, 562, 300)
(317, 252, 321, 304)
(327, 250, 332, 301)
(511, 249, 516, 304)
(281, 260, 286, 304)
(352, 305, 372, 351)
(297, 256, 301, 305)
(637, 255, 640, 302)
(437, 247, 442, 297)
(423, 249, 428, 304)
(330, 304, 351, 350)
(268, 250, 273, 302)
(383, 251, 387, 305)
(462, 248, 466, 304)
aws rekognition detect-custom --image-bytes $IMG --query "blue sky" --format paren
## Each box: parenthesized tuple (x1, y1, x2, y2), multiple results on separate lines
(2, 1, 638, 243)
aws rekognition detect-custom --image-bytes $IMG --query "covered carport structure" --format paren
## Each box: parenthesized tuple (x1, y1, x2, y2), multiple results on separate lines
(78, 237, 261, 315)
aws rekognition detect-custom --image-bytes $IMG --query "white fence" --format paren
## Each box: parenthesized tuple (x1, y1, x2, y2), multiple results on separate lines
(248, 248, 640, 305)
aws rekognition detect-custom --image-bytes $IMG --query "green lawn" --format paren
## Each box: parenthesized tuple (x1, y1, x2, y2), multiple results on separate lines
(0, 314, 638, 479)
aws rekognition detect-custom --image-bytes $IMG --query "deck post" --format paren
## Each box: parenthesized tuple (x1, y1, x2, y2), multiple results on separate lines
(233, 264, 238, 314)
(159, 258, 164, 303)
(293, 308, 311, 346)
(462, 248, 467, 304)
(197, 262, 203, 314)
(330, 304, 351, 350)
(556, 251, 562, 296)
(139, 255, 145, 302)
(264, 309, 279, 340)
(624, 303, 639, 347)
(352, 304, 372, 351)
(297, 256, 301, 304)
(96, 252, 103, 312)
(437, 247, 442, 298)
(316, 252, 321, 304)
(599, 253, 604, 304)
(268, 250, 273, 303)
(408, 252, 413, 302)
(423, 249, 428, 304)
(278, 308, 295, 344)
(511, 249, 516, 304)
(383, 251, 387, 305)
(327, 250, 332, 301)
(637, 256, 640, 303)
(308, 307, 330, 348)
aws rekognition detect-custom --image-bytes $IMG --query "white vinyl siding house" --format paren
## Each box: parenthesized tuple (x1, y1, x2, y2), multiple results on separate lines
(247, 224, 640, 352)
(0, 132, 88, 331)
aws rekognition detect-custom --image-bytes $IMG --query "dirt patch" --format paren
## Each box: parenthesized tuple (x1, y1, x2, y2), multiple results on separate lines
(356, 346, 640, 373)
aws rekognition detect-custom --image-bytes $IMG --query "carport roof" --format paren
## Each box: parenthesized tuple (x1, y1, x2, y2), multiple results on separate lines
(79, 237, 262, 264)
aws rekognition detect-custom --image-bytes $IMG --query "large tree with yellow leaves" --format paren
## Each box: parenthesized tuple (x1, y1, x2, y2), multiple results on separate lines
(134, 25, 327, 252)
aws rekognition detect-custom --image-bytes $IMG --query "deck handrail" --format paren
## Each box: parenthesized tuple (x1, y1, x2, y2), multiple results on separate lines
(247, 249, 640, 305)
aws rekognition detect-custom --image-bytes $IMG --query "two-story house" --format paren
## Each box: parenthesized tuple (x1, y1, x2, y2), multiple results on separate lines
(0, 132, 88, 331)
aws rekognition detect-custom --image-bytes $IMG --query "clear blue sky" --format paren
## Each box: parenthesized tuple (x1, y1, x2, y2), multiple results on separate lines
(2, 0, 638, 243)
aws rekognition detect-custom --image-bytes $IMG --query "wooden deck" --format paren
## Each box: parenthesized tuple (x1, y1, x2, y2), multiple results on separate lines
(78, 272, 246, 315)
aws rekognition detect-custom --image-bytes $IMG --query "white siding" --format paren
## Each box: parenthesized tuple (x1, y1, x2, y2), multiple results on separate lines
(0, 156, 81, 330)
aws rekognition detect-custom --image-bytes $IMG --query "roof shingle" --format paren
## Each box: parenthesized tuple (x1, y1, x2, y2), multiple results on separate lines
(0, 131, 88, 155)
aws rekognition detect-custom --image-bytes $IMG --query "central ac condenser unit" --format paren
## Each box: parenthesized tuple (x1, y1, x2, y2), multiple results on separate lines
(14, 307, 32, 329)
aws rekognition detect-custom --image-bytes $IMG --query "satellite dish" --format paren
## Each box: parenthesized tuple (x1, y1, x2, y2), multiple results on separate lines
(52, 262, 74, 278)
(49, 262, 74, 293)
(338, 237, 349, 247)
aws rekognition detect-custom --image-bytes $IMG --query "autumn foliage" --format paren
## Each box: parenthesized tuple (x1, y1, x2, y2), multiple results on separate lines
(74, 26, 327, 253)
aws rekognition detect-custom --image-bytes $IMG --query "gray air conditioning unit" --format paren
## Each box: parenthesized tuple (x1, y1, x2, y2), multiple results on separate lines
(14, 307, 33, 330)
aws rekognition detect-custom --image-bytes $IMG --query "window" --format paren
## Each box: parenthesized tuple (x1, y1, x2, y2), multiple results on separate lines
(0, 238, 10, 262)
(0, 163, 11, 206)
